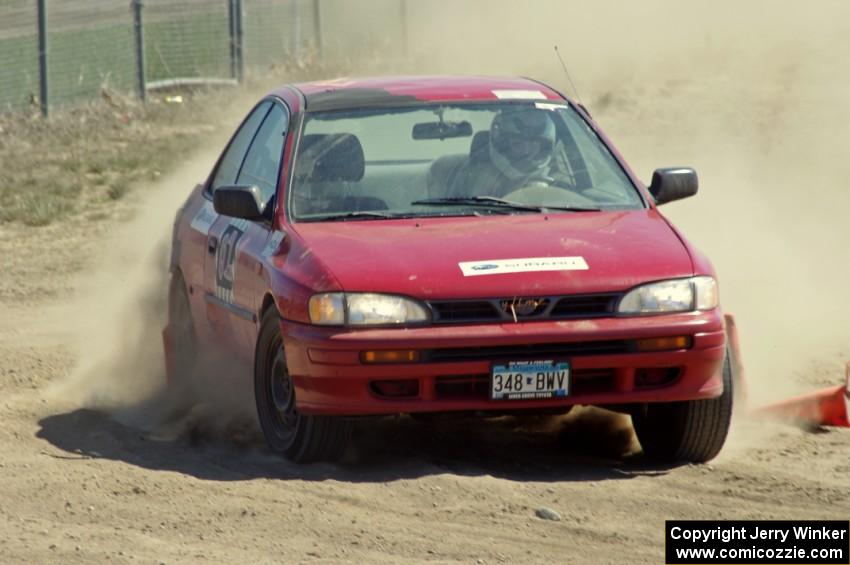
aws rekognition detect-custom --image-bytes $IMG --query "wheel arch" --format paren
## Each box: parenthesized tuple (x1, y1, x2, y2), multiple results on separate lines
(259, 292, 278, 320)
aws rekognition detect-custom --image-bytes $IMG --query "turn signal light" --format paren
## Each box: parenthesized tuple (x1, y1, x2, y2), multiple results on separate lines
(635, 336, 692, 352)
(360, 349, 420, 364)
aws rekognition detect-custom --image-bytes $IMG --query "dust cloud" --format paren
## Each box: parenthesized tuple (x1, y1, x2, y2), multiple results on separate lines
(45, 123, 260, 444)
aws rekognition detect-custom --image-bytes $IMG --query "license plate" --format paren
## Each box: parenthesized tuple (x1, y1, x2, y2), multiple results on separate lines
(490, 360, 570, 400)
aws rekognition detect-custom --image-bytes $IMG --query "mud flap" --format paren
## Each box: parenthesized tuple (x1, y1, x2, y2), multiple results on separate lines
(162, 325, 176, 382)
(724, 313, 747, 407)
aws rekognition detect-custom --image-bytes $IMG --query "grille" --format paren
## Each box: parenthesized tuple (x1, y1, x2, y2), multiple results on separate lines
(425, 340, 631, 363)
(571, 369, 617, 395)
(434, 375, 490, 399)
(428, 293, 621, 324)
(428, 300, 499, 322)
(550, 294, 619, 317)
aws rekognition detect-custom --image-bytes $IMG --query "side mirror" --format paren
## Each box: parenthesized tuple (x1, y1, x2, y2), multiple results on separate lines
(648, 168, 698, 205)
(213, 185, 267, 220)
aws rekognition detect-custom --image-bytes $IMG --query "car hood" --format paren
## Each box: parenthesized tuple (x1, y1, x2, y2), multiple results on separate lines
(290, 210, 694, 298)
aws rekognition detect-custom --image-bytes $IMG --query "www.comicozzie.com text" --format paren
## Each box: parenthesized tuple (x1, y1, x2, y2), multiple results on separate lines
(670, 524, 848, 544)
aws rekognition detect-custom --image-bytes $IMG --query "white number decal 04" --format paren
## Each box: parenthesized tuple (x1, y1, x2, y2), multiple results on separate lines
(215, 225, 244, 303)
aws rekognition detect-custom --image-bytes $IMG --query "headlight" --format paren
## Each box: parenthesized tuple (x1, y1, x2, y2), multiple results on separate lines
(617, 276, 717, 315)
(692, 276, 718, 310)
(308, 293, 431, 326)
(347, 294, 430, 325)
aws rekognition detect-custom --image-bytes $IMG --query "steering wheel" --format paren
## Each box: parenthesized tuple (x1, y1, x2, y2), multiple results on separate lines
(522, 174, 578, 191)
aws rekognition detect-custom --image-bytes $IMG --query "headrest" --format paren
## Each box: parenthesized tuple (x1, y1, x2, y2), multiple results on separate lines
(469, 130, 490, 164)
(299, 133, 365, 182)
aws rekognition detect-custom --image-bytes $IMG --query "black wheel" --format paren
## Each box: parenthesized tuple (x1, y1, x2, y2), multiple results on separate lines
(254, 308, 352, 463)
(632, 348, 733, 463)
(168, 272, 198, 381)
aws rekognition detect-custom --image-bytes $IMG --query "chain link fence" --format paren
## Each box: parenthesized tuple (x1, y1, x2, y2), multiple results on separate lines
(0, 2, 39, 111)
(244, 0, 318, 72)
(0, 0, 378, 115)
(46, 1, 137, 107)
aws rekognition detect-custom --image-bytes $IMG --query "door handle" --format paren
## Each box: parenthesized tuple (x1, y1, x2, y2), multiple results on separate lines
(208, 236, 218, 255)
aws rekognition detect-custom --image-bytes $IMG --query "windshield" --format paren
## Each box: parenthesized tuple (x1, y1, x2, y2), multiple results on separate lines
(290, 102, 644, 221)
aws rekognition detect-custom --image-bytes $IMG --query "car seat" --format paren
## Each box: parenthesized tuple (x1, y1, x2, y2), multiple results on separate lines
(426, 130, 490, 198)
(294, 133, 388, 215)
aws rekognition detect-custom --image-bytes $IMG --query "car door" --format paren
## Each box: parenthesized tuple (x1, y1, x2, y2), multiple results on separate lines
(181, 101, 271, 349)
(203, 101, 290, 361)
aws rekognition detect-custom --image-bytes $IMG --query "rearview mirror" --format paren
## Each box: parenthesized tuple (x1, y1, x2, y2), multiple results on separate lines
(412, 120, 473, 140)
(648, 168, 698, 205)
(213, 185, 268, 220)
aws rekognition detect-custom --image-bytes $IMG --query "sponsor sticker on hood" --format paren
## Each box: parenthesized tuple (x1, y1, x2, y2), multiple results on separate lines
(459, 256, 589, 277)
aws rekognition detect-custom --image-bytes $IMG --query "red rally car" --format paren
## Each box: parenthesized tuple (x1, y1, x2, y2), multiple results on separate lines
(164, 75, 740, 463)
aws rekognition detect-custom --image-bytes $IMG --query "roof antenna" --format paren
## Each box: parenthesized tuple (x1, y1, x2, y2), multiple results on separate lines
(554, 45, 585, 107)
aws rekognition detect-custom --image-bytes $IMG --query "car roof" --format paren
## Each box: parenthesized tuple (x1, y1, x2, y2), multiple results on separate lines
(274, 75, 567, 112)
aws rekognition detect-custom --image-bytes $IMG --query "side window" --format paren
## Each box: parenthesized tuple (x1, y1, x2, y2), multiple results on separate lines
(236, 104, 289, 204)
(210, 101, 272, 191)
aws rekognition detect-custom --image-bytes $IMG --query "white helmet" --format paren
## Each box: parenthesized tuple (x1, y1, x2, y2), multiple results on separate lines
(489, 108, 557, 179)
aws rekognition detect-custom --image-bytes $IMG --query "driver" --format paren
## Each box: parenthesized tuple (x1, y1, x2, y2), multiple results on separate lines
(490, 107, 557, 181)
(442, 107, 560, 198)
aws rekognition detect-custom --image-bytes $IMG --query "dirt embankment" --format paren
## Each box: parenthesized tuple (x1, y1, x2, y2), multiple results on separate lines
(1, 2, 850, 563)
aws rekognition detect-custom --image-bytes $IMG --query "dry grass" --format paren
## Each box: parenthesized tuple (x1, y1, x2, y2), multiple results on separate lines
(0, 53, 377, 228)
(0, 89, 224, 227)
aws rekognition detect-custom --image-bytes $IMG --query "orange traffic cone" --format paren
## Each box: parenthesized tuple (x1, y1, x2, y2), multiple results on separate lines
(754, 362, 850, 427)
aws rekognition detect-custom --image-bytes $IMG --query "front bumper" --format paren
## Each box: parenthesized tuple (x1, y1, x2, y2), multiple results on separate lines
(282, 310, 726, 416)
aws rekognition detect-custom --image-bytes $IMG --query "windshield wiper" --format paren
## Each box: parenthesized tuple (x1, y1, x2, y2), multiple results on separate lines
(538, 204, 602, 212)
(302, 211, 403, 222)
(411, 196, 601, 213)
(411, 196, 539, 212)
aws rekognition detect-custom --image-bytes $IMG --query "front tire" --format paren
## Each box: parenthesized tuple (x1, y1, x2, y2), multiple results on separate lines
(632, 348, 733, 463)
(254, 308, 351, 463)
